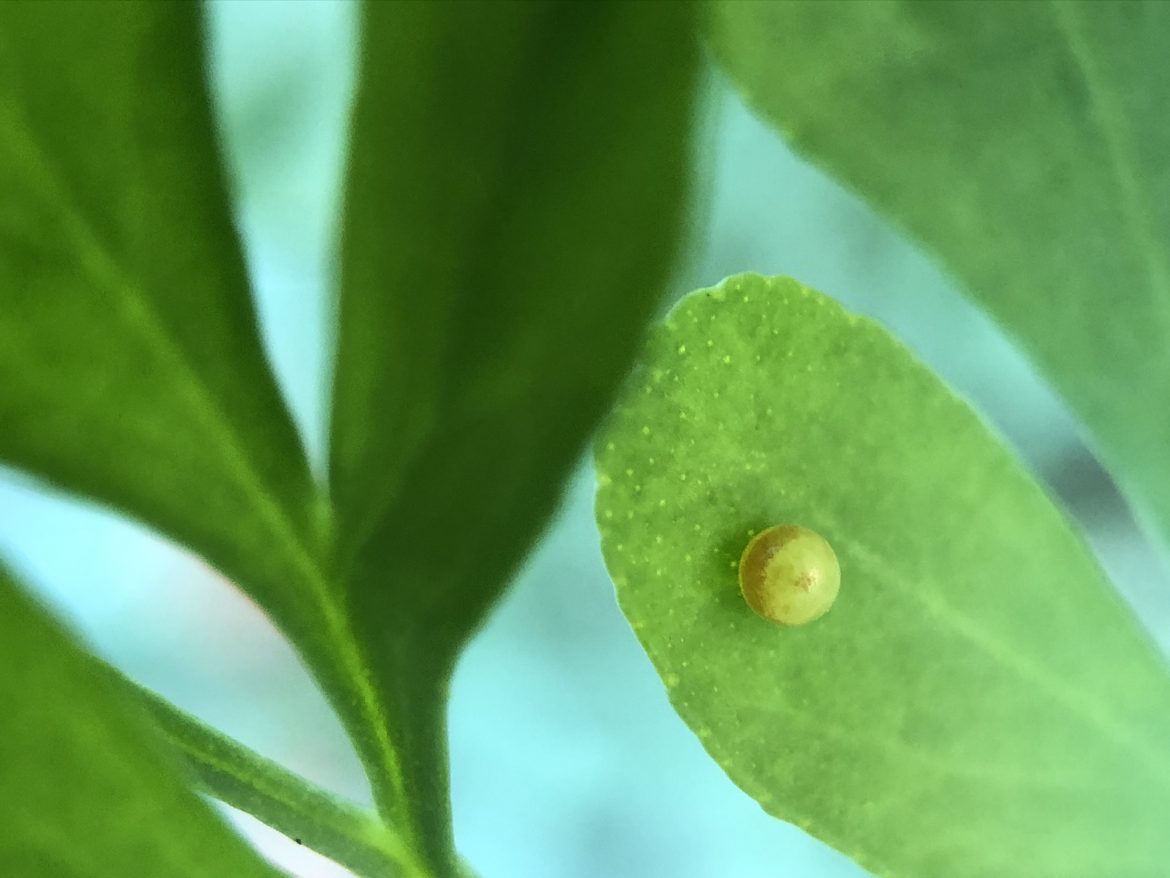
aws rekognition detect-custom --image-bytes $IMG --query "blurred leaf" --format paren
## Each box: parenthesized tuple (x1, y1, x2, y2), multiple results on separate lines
(329, 1, 700, 869)
(596, 274, 1170, 877)
(706, 0, 1170, 563)
(0, 4, 325, 632)
(0, 564, 280, 877)
(128, 676, 411, 878)
(0, 6, 404, 861)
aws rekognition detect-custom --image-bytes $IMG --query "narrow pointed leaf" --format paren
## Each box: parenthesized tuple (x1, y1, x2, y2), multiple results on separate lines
(596, 274, 1170, 877)
(0, 565, 281, 877)
(329, 2, 699, 870)
(0, 8, 405, 859)
(126, 677, 411, 878)
(0, 3, 327, 633)
(706, 0, 1170, 562)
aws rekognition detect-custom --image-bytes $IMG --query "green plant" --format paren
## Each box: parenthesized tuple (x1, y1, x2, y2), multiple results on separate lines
(1, 2, 1168, 877)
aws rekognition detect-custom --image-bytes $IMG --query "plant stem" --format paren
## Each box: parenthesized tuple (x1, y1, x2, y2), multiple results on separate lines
(117, 673, 422, 878)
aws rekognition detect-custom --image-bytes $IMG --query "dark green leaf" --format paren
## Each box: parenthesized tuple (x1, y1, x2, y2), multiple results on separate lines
(707, 0, 1170, 563)
(127, 676, 412, 878)
(0, 8, 399, 867)
(329, 1, 700, 870)
(0, 564, 281, 877)
(596, 274, 1170, 878)
(0, 2, 322, 638)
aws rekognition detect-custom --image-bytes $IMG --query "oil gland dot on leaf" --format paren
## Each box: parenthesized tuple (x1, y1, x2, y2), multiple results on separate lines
(738, 525, 840, 626)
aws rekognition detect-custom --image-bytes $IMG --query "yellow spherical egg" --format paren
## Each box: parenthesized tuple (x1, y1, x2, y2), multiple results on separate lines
(738, 525, 840, 625)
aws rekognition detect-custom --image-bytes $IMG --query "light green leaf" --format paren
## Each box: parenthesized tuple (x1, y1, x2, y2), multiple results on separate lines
(0, 565, 280, 877)
(595, 274, 1170, 878)
(706, 0, 1170, 563)
(329, 2, 700, 871)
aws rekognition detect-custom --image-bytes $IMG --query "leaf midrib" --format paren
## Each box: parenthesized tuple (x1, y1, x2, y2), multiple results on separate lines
(843, 531, 1170, 785)
(611, 497, 1170, 790)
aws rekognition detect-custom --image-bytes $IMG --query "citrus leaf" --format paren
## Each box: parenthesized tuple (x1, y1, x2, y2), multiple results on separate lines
(706, 0, 1170, 564)
(595, 274, 1170, 878)
(125, 675, 411, 878)
(0, 8, 407, 864)
(0, 3, 328, 636)
(0, 564, 281, 877)
(328, 2, 700, 870)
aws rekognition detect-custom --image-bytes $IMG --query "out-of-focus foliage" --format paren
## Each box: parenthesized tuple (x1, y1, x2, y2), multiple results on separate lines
(0, 4, 328, 646)
(329, 2, 699, 871)
(0, 565, 281, 877)
(708, 0, 1170, 565)
(0, 1, 700, 875)
(0, 4, 393, 864)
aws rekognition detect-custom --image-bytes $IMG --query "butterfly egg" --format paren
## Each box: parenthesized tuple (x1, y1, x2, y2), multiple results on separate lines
(738, 525, 840, 625)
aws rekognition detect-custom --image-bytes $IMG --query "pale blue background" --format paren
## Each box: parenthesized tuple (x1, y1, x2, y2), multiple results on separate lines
(1, 3, 1166, 876)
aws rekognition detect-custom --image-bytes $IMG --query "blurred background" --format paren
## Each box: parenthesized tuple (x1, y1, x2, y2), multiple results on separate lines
(1, 2, 1167, 876)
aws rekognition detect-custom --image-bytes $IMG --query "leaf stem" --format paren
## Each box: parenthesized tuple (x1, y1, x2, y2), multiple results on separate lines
(118, 674, 424, 878)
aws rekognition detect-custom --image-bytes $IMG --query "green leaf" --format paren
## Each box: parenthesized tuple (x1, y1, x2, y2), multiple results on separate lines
(329, 1, 700, 870)
(0, 564, 280, 877)
(0, 9, 402, 869)
(0, 3, 323, 638)
(595, 274, 1170, 877)
(705, 0, 1170, 563)
(124, 675, 413, 878)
